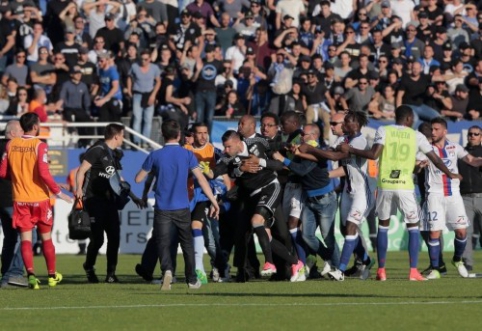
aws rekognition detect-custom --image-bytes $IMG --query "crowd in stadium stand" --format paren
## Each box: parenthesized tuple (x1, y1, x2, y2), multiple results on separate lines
(2, 0, 482, 144)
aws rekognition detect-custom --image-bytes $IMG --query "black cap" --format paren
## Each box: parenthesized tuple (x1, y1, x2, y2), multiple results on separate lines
(406, 56, 415, 63)
(392, 58, 403, 65)
(459, 41, 471, 50)
(205, 44, 216, 53)
(181, 9, 191, 16)
(323, 61, 334, 70)
(455, 84, 469, 93)
(369, 71, 380, 80)
(442, 42, 452, 51)
(105, 13, 115, 21)
(436, 26, 447, 34)
(300, 55, 311, 62)
(234, 33, 244, 40)
(192, 11, 203, 19)
(70, 65, 82, 74)
(246, 46, 255, 55)
(245, 10, 254, 18)
(306, 69, 315, 76)
(419, 11, 428, 19)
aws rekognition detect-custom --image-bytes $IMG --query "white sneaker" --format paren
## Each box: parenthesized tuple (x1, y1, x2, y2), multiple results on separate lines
(212, 267, 220, 282)
(321, 261, 332, 277)
(161, 271, 172, 291)
(188, 279, 202, 289)
(328, 269, 345, 281)
(426, 269, 441, 280)
(452, 260, 469, 278)
(152, 276, 177, 285)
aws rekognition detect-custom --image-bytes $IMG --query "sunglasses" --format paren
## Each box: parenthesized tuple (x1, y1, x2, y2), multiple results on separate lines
(330, 122, 342, 126)
(468, 132, 480, 136)
(359, 82, 368, 85)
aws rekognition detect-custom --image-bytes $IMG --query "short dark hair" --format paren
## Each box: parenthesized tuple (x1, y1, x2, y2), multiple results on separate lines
(104, 123, 125, 140)
(161, 119, 181, 140)
(19, 113, 40, 132)
(345, 110, 368, 127)
(469, 125, 481, 132)
(280, 110, 300, 125)
(260, 112, 280, 125)
(395, 105, 414, 123)
(431, 117, 447, 129)
(221, 130, 241, 143)
(191, 122, 208, 133)
(418, 122, 431, 139)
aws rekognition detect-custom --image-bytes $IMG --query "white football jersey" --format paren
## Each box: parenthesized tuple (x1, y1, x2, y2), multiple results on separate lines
(425, 140, 468, 196)
(335, 134, 370, 195)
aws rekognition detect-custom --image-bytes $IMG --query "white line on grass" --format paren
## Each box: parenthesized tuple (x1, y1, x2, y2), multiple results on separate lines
(2, 300, 482, 311)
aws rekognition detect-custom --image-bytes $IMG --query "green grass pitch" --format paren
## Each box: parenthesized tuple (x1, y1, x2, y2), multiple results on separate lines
(1, 252, 482, 331)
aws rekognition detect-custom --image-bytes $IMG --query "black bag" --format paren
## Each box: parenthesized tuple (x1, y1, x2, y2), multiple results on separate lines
(68, 199, 91, 240)
(114, 181, 131, 210)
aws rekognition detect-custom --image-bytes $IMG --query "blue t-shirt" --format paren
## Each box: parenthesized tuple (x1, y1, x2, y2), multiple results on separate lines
(141, 144, 199, 211)
(99, 66, 122, 100)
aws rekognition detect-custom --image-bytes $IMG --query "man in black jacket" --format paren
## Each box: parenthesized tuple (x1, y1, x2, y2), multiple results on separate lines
(460, 125, 482, 271)
(209, 130, 304, 282)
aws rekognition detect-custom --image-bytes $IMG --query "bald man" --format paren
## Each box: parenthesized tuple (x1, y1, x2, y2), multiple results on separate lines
(238, 115, 258, 139)
(0, 120, 27, 288)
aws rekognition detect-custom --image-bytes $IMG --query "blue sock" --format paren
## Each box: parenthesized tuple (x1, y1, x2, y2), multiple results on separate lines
(339, 234, 359, 272)
(289, 228, 306, 264)
(408, 227, 420, 268)
(377, 226, 389, 268)
(453, 236, 467, 262)
(354, 236, 368, 262)
(428, 238, 440, 269)
(192, 229, 205, 273)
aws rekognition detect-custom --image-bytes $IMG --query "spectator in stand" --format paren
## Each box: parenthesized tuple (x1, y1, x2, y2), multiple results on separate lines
(95, 52, 123, 123)
(127, 50, 161, 147)
(426, 80, 452, 115)
(77, 47, 99, 97)
(187, 0, 220, 27)
(215, 12, 237, 56)
(170, 10, 202, 51)
(138, 0, 168, 26)
(340, 77, 377, 114)
(24, 22, 53, 64)
(218, 90, 246, 118)
(467, 77, 482, 120)
(418, 45, 440, 76)
(83, 0, 121, 39)
(5, 85, 29, 117)
(58, 1, 79, 32)
(226, 33, 247, 74)
(396, 61, 440, 124)
(57, 66, 92, 147)
(2, 49, 29, 88)
(88, 36, 108, 65)
(30, 46, 56, 98)
(55, 27, 81, 68)
(444, 84, 470, 120)
(95, 13, 124, 52)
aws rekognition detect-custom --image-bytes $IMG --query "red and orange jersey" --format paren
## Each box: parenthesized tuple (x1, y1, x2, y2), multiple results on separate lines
(0, 136, 60, 203)
(185, 143, 216, 200)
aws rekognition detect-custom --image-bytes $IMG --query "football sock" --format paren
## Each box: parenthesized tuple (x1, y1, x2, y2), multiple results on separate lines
(428, 238, 440, 269)
(339, 234, 359, 272)
(353, 235, 369, 262)
(253, 225, 274, 264)
(270, 238, 298, 265)
(289, 228, 306, 264)
(42, 238, 56, 276)
(453, 236, 467, 262)
(192, 229, 205, 272)
(408, 227, 420, 268)
(377, 225, 389, 268)
(21, 240, 34, 275)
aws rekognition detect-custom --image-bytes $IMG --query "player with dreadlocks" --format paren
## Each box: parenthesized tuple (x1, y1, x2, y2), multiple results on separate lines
(297, 110, 375, 281)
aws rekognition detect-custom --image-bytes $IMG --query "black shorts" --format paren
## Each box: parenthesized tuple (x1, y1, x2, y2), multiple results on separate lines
(191, 201, 210, 222)
(249, 181, 282, 226)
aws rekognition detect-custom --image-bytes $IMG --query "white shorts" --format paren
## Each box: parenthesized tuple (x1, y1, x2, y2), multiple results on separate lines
(282, 182, 303, 219)
(376, 190, 420, 224)
(420, 194, 469, 231)
(340, 189, 375, 226)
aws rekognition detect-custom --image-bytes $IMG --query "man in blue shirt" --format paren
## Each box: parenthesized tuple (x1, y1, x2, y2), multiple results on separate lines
(135, 119, 220, 290)
(95, 52, 123, 123)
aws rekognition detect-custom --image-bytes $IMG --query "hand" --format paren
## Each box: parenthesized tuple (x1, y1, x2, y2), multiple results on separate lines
(57, 191, 73, 204)
(450, 173, 463, 181)
(209, 201, 220, 219)
(148, 95, 155, 106)
(298, 143, 314, 154)
(94, 97, 106, 107)
(247, 154, 259, 164)
(75, 187, 83, 200)
(183, 97, 191, 105)
(199, 161, 211, 175)
(417, 160, 429, 169)
(133, 197, 147, 209)
(337, 143, 350, 153)
(272, 151, 284, 162)
(240, 161, 260, 173)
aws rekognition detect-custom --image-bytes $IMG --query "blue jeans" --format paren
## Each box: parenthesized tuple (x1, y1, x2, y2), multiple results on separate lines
(408, 104, 440, 127)
(301, 191, 340, 267)
(195, 90, 216, 131)
(132, 93, 155, 144)
(0, 207, 24, 280)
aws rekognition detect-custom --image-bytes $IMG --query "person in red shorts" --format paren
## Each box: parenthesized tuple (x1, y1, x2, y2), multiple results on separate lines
(0, 113, 72, 289)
